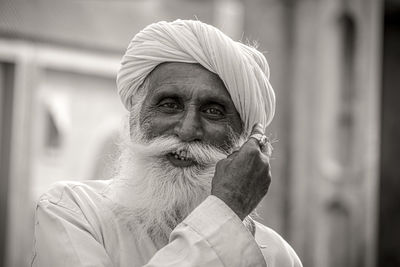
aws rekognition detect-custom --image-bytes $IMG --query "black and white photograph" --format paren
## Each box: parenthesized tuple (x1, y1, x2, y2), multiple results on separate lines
(0, 0, 398, 266)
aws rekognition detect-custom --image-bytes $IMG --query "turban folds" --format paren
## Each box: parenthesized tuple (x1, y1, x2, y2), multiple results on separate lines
(117, 19, 275, 134)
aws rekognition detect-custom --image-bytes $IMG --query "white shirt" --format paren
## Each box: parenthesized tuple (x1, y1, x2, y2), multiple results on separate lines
(32, 180, 302, 267)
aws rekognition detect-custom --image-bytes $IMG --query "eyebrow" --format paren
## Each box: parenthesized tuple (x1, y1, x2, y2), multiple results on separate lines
(152, 83, 231, 103)
(151, 91, 181, 102)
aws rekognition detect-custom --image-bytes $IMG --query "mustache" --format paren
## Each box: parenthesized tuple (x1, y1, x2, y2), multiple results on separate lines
(127, 135, 228, 166)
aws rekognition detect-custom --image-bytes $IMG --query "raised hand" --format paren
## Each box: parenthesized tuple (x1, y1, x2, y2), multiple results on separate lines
(211, 123, 272, 220)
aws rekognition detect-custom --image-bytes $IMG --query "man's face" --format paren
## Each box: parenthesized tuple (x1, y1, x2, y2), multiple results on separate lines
(137, 62, 243, 167)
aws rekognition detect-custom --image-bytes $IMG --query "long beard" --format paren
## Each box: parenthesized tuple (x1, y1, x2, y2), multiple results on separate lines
(107, 127, 233, 247)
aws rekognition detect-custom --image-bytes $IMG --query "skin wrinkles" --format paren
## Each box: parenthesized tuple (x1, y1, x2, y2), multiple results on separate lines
(138, 62, 243, 152)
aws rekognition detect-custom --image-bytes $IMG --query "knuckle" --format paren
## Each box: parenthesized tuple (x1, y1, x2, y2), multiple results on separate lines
(261, 164, 271, 181)
(266, 171, 272, 184)
(260, 155, 270, 167)
(264, 160, 270, 170)
(244, 138, 259, 150)
(266, 173, 271, 183)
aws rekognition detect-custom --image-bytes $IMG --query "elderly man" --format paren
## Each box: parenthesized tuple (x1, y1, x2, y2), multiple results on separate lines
(32, 20, 302, 267)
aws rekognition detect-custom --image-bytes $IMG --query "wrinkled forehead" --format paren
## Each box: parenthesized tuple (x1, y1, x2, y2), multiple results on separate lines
(147, 62, 224, 89)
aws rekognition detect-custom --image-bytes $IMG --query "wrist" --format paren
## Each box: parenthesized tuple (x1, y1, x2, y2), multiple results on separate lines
(211, 192, 247, 220)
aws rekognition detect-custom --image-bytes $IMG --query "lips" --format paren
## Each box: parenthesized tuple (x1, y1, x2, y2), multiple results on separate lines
(166, 150, 196, 167)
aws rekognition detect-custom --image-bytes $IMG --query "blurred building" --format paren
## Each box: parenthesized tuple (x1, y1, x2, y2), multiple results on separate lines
(0, 0, 398, 267)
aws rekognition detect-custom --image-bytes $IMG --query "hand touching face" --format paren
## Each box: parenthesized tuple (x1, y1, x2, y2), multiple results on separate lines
(211, 123, 272, 220)
(136, 62, 272, 218)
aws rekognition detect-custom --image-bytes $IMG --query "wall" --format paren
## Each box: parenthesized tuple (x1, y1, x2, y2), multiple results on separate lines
(287, 0, 382, 266)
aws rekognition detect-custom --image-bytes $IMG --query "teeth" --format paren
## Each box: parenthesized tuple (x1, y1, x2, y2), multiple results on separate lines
(177, 150, 183, 158)
(172, 151, 188, 161)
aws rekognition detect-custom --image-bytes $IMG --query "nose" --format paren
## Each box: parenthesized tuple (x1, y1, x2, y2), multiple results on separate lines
(174, 107, 203, 142)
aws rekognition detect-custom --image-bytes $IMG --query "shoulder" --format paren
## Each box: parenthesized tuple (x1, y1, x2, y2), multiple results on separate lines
(35, 180, 115, 240)
(33, 180, 117, 263)
(37, 180, 113, 213)
(254, 221, 303, 267)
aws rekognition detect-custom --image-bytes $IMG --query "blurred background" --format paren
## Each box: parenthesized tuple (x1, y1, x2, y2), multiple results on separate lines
(0, 0, 398, 266)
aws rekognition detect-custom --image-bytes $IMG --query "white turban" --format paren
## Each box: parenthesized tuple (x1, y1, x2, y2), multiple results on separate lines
(117, 19, 275, 134)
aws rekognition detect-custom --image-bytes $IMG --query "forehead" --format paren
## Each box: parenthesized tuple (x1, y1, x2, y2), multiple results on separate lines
(146, 62, 232, 100)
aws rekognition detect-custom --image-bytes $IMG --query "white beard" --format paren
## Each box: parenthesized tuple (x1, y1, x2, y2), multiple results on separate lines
(106, 122, 240, 248)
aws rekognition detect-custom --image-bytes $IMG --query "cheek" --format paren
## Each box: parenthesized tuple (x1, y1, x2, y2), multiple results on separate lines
(202, 123, 236, 149)
(139, 108, 177, 139)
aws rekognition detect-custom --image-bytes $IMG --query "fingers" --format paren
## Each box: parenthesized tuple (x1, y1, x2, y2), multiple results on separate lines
(238, 124, 272, 163)
(245, 123, 265, 149)
(250, 123, 273, 157)
(261, 140, 273, 157)
(230, 123, 272, 160)
(227, 123, 263, 158)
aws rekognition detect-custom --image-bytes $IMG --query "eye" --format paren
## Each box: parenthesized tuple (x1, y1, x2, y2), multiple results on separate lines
(160, 102, 180, 109)
(204, 107, 223, 115)
(157, 98, 182, 112)
(202, 104, 225, 119)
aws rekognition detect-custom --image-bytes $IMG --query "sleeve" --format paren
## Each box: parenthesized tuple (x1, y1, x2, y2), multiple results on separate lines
(255, 222, 303, 267)
(146, 195, 267, 267)
(32, 194, 274, 267)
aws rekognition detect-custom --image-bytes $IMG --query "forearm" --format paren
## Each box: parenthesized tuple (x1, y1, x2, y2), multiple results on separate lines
(146, 196, 266, 267)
